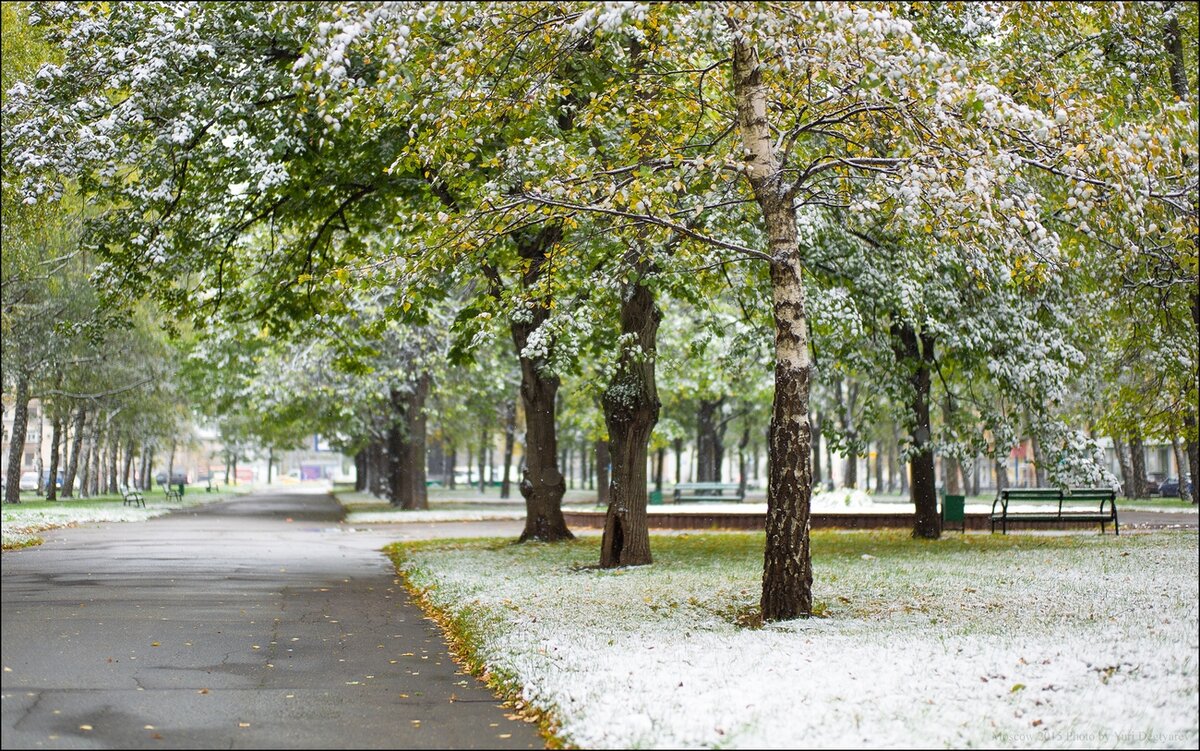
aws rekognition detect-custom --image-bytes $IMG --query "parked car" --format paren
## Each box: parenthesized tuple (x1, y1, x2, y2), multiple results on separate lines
(42, 471, 63, 491)
(19, 471, 40, 491)
(1158, 477, 1193, 499)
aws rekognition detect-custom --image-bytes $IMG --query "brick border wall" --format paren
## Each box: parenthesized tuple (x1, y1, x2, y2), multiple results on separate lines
(562, 510, 1115, 533)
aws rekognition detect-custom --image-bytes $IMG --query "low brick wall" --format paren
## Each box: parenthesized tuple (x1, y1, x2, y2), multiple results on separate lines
(562, 510, 1117, 533)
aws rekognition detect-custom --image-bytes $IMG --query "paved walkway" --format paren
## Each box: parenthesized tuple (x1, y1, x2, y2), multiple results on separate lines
(0, 489, 541, 749)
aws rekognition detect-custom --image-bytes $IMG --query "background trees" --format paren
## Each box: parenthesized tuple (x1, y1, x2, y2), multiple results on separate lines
(4, 1, 1195, 622)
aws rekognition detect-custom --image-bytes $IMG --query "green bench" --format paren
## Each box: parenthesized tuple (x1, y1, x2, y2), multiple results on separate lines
(160, 482, 183, 502)
(120, 484, 145, 508)
(990, 488, 1118, 535)
(672, 482, 745, 503)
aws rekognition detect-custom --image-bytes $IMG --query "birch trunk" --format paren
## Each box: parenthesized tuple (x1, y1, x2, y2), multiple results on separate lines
(731, 26, 813, 619)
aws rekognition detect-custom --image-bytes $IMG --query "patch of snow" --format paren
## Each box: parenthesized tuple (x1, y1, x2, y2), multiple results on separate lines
(397, 532, 1199, 749)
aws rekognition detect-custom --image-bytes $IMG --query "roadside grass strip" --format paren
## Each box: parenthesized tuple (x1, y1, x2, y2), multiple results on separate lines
(388, 531, 1199, 749)
(1, 491, 238, 549)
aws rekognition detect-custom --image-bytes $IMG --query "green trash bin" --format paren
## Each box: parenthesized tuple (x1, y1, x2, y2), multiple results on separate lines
(649, 489, 663, 505)
(942, 494, 965, 533)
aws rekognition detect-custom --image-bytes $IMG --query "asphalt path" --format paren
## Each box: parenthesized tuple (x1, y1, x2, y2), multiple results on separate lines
(1, 488, 542, 750)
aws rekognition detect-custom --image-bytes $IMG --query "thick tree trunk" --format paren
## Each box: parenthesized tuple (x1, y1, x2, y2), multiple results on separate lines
(595, 439, 611, 506)
(696, 398, 725, 482)
(672, 437, 683, 486)
(994, 458, 1009, 492)
(738, 426, 751, 498)
(1027, 413, 1048, 488)
(600, 272, 660, 568)
(407, 374, 429, 510)
(3, 376, 31, 502)
(1129, 431, 1148, 498)
(446, 443, 457, 489)
(166, 442, 176, 492)
(893, 322, 940, 538)
(505, 227, 572, 541)
(46, 416, 62, 502)
(501, 400, 516, 499)
(355, 450, 367, 491)
(388, 390, 409, 507)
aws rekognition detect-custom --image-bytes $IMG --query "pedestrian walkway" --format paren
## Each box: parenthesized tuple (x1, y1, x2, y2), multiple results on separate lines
(0, 488, 542, 749)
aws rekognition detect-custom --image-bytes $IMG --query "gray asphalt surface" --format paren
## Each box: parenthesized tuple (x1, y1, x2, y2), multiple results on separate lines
(1, 489, 542, 750)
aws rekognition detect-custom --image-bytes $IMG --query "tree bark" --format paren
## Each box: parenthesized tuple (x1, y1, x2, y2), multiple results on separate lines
(600, 270, 660, 568)
(1129, 431, 1148, 498)
(46, 416, 62, 502)
(3, 376, 31, 503)
(874, 439, 884, 495)
(654, 446, 665, 492)
(811, 412, 823, 488)
(501, 400, 516, 499)
(887, 426, 898, 493)
(696, 398, 725, 482)
(122, 439, 135, 489)
(730, 23, 817, 620)
(1113, 436, 1132, 496)
(672, 437, 683, 486)
(943, 393, 962, 495)
(595, 439, 610, 507)
(477, 426, 488, 494)
(892, 322, 940, 538)
(506, 226, 572, 541)
(407, 374, 429, 509)
(837, 378, 860, 489)
(388, 389, 409, 507)
(35, 410, 45, 495)
(1170, 431, 1188, 500)
(62, 407, 86, 498)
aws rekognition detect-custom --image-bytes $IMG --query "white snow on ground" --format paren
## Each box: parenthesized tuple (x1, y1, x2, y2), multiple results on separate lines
(397, 531, 1200, 749)
(347, 509, 527, 523)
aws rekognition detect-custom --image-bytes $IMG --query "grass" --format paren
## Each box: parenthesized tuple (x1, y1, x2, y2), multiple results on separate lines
(387, 529, 1199, 748)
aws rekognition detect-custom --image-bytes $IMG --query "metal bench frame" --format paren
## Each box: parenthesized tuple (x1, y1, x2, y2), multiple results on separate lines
(990, 488, 1118, 535)
(672, 482, 745, 503)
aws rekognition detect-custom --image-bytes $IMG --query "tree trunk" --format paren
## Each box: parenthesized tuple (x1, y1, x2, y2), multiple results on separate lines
(507, 226, 572, 541)
(874, 439, 884, 495)
(737, 426, 751, 498)
(1027, 413, 1048, 488)
(943, 393, 962, 496)
(107, 428, 119, 494)
(406, 374, 430, 510)
(994, 457, 1008, 492)
(893, 322, 940, 538)
(1129, 431, 1148, 498)
(388, 388, 412, 507)
(1113, 436, 1133, 496)
(501, 400, 516, 499)
(1170, 432, 1188, 500)
(837, 378, 860, 489)
(655, 446, 665, 493)
(46, 416, 62, 502)
(61, 407, 86, 498)
(595, 439, 610, 507)
(166, 441, 176, 491)
(1184, 410, 1198, 504)
(35, 409, 45, 495)
(122, 439, 135, 489)
(446, 443, 457, 489)
(267, 446, 274, 484)
(141, 446, 152, 491)
(811, 412, 823, 488)
(887, 426, 898, 493)
(696, 398, 725, 482)
(477, 425, 488, 494)
(3, 376, 31, 503)
(600, 272, 660, 568)
(672, 437, 683, 486)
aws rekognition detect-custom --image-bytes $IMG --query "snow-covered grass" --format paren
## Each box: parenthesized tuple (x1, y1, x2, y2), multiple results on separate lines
(1, 490, 240, 549)
(334, 488, 527, 524)
(388, 530, 1200, 749)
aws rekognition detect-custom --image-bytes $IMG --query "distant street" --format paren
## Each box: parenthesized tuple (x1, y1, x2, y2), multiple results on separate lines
(1, 488, 541, 750)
